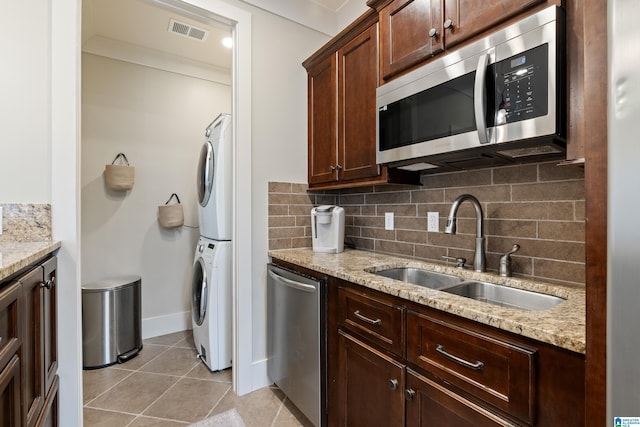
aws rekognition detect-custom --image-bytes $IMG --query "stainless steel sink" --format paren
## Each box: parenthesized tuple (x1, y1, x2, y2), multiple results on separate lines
(442, 281, 566, 311)
(372, 267, 463, 290)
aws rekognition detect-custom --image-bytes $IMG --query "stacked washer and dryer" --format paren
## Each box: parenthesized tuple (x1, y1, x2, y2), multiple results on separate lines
(192, 113, 233, 372)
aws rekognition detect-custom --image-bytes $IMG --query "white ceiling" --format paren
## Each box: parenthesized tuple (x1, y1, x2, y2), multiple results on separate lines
(82, 0, 234, 70)
(82, 0, 355, 72)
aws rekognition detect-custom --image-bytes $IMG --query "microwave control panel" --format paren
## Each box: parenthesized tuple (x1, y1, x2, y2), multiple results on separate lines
(493, 44, 549, 125)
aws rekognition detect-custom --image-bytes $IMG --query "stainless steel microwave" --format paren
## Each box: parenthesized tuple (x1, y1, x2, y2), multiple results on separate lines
(376, 6, 565, 172)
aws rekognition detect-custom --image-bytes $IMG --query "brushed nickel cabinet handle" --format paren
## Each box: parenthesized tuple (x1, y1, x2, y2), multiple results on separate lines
(389, 379, 399, 390)
(353, 310, 382, 326)
(405, 388, 416, 400)
(41, 277, 54, 289)
(443, 19, 453, 29)
(436, 344, 484, 370)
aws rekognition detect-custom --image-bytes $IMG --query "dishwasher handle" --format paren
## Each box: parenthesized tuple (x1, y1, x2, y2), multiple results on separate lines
(268, 269, 317, 293)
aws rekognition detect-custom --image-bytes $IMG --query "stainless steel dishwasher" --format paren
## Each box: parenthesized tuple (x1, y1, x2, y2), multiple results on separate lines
(267, 263, 326, 427)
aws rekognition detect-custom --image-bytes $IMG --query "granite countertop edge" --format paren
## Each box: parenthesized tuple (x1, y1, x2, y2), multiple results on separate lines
(269, 247, 586, 355)
(0, 241, 62, 282)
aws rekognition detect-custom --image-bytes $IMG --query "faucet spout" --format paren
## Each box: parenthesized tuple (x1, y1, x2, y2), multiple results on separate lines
(444, 194, 486, 272)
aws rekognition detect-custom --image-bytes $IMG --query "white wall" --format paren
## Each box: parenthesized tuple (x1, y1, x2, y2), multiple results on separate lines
(82, 53, 231, 336)
(240, 0, 368, 36)
(3, 0, 334, 422)
(0, 2, 52, 203)
(2, 0, 84, 425)
(229, 2, 329, 384)
(337, 0, 369, 32)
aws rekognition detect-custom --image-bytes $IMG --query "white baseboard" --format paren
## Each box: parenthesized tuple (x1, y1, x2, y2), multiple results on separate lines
(252, 357, 271, 390)
(142, 311, 191, 339)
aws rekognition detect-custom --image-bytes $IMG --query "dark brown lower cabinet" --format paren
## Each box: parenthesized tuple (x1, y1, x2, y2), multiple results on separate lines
(0, 254, 57, 427)
(330, 279, 585, 427)
(337, 331, 405, 427)
(406, 368, 513, 427)
(20, 257, 58, 427)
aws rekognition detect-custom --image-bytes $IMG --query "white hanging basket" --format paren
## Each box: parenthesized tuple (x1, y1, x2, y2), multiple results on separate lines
(158, 193, 184, 229)
(105, 153, 134, 191)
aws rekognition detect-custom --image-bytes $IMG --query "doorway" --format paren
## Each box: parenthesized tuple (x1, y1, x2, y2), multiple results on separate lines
(80, 0, 253, 398)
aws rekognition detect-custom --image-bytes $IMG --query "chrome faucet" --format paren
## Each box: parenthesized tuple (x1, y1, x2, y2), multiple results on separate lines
(444, 194, 486, 272)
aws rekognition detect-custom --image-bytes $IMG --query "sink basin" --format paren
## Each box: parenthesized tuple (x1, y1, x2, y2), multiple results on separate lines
(372, 267, 463, 290)
(442, 281, 566, 311)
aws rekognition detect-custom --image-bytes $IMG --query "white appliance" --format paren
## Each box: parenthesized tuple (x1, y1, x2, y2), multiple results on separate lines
(191, 237, 232, 371)
(197, 113, 232, 240)
(192, 113, 233, 372)
(311, 205, 345, 254)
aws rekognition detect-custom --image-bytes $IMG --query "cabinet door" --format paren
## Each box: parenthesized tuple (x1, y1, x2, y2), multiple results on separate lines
(20, 267, 45, 427)
(337, 331, 404, 426)
(0, 355, 22, 427)
(379, 0, 444, 81)
(443, 0, 545, 47)
(34, 376, 58, 427)
(308, 54, 338, 185)
(0, 282, 22, 372)
(406, 369, 515, 427)
(41, 258, 57, 394)
(337, 24, 380, 182)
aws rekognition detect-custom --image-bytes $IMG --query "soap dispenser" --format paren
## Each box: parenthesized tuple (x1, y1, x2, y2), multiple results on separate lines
(499, 244, 520, 277)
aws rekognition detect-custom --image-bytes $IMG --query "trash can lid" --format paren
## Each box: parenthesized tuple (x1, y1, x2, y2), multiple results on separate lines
(82, 275, 141, 292)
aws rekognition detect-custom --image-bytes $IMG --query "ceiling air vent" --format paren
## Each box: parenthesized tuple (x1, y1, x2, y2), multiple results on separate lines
(168, 19, 208, 42)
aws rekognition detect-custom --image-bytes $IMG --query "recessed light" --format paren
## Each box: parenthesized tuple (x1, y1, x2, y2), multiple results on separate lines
(222, 37, 233, 48)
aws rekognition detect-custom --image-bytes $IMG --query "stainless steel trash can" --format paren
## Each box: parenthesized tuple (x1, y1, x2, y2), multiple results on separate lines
(82, 275, 142, 369)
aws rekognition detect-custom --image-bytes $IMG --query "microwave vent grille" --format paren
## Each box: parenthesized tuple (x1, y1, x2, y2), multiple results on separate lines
(496, 145, 563, 159)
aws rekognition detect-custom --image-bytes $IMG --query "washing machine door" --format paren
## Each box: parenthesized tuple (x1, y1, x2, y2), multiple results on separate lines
(191, 257, 208, 326)
(197, 141, 214, 207)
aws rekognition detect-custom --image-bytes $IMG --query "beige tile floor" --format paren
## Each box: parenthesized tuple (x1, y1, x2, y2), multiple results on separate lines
(83, 331, 314, 427)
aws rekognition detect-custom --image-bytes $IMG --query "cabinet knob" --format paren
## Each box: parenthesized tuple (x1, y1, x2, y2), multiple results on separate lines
(336, 165, 343, 171)
(329, 165, 336, 172)
(428, 28, 437, 38)
(41, 277, 55, 289)
(389, 379, 399, 390)
(443, 19, 454, 30)
(405, 388, 416, 400)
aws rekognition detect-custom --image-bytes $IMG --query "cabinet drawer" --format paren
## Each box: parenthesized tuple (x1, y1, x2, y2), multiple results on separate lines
(407, 310, 536, 424)
(338, 287, 405, 357)
(406, 368, 516, 427)
(0, 282, 22, 371)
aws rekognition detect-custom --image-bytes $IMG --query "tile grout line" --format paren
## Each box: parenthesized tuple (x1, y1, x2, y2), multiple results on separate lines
(270, 396, 287, 427)
(133, 338, 233, 425)
(132, 347, 202, 423)
(202, 383, 234, 421)
(83, 344, 171, 408)
(83, 369, 135, 408)
(84, 332, 244, 426)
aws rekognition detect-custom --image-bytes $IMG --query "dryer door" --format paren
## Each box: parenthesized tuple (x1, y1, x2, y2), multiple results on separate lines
(191, 257, 208, 326)
(197, 141, 214, 207)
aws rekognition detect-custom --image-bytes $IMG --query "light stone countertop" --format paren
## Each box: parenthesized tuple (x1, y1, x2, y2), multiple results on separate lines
(0, 241, 61, 282)
(269, 247, 586, 354)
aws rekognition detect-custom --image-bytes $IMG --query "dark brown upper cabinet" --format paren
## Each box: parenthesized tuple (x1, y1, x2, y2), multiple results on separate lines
(370, 0, 548, 82)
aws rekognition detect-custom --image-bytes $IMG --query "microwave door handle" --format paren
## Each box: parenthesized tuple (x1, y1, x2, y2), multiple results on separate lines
(474, 53, 490, 144)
